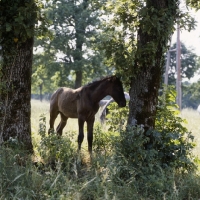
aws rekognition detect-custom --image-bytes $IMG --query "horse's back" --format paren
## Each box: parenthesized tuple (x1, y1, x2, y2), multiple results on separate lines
(50, 88, 64, 112)
(50, 87, 80, 118)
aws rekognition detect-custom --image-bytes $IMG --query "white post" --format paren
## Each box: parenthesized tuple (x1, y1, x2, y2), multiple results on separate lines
(164, 50, 170, 85)
(176, 23, 181, 110)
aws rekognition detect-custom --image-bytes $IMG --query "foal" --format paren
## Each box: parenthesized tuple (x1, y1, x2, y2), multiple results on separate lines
(48, 76, 126, 154)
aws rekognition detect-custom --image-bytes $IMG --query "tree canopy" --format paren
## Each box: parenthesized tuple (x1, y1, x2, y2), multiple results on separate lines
(33, 0, 108, 92)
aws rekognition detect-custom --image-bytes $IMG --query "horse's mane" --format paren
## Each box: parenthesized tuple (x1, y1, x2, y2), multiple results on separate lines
(84, 75, 117, 88)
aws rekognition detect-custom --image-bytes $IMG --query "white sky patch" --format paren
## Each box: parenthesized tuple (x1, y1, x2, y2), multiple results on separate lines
(172, 8, 200, 56)
(171, 5, 200, 83)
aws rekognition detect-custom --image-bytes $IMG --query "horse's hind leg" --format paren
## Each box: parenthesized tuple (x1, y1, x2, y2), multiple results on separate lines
(48, 111, 59, 134)
(87, 117, 95, 155)
(56, 112, 68, 136)
(78, 116, 85, 152)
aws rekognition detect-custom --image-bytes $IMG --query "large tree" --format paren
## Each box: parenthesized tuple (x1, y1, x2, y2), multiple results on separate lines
(127, 1, 178, 133)
(102, 0, 195, 136)
(0, 0, 45, 151)
(36, 0, 106, 89)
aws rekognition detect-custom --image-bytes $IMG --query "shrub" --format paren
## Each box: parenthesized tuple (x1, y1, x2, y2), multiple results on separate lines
(104, 85, 197, 198)
(154, 85, 196, 170)
(37, 114, 77, 172)
(107, 85, 196, 172)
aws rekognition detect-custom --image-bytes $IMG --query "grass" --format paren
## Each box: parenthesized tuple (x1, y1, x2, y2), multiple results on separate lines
(1, 99, 200, 199)
(31, 99, 200, 159)
(31, 99, 105, 154)
(31, 99, 79, 134)
(181, 108, 200, 157)
(31, 99, 81, 153)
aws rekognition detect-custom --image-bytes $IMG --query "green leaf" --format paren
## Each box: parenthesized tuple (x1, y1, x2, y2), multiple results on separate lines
(6, 23, 12, 32)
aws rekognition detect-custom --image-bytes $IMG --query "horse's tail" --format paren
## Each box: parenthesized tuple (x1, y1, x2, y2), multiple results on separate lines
(50, 88, 64, 101)
(49, 88, 65, 111)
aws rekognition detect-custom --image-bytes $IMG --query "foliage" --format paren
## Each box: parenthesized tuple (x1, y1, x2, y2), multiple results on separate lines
(100, 0, 196, 85)
(186, 0, 200, 10)
(92, 124, 113, 155)
(107, 102, 129, 132)
(181, 55, 200, 108)
(155, 85, 195, 169)
(31, 54, 67, 96)
(99, 0, 141, 83)
(182, 80, 200, 108)
(37, 114, 77, 171)
(0, 0, 49, 54)
(107, 85, 196, 171)
(167, 42, 200, 86)
(33, 0, 109, 90)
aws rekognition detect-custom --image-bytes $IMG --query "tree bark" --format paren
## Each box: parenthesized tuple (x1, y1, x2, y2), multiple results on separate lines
(39, 84, 43, 102)
(73, 0, 89, 88)
(128, 0, 177, 133)
(0, 38, 33, 152)
(75, 70, 83, 89)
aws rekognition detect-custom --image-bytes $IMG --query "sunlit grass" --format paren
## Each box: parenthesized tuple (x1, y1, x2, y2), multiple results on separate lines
(31, 99, 79, 133)
(1, 100, 200, 200)
(31, 100, 200, 158)
(181, 108, 200, 157)
(31, 99, 89, 153)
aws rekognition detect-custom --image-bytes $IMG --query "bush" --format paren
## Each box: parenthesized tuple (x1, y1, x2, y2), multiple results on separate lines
(103, 85, 197, 198)
(37, 114, 77, 172)
(154, 86, 196, 170)
(107, 85, 196, 172)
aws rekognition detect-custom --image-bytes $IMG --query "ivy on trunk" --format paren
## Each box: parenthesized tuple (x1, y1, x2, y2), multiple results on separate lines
(128, 0, 177, 132)
(0, 0, 44, 152)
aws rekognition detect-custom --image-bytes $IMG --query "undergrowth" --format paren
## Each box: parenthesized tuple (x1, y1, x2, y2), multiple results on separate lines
(1, 86, 200, 199)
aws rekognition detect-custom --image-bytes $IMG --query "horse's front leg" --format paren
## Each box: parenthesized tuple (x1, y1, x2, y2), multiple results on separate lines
(78, 116, 85, 152)
(87, 117, 95, 154)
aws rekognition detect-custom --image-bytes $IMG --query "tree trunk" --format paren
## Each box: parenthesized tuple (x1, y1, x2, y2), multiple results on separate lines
(39, 84, 43, 102)
(0, 38, 34, 152)
(128, 0, 177, 133)
(73, 0, 89, 89)
(74, 70, 83, 89)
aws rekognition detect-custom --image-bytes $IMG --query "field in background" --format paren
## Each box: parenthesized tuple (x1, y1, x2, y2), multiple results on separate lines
(31, 99, 95, 152)
(31, 99, 78, 134)
(181, 108, 200, 157)
(31, 99, 200, 157)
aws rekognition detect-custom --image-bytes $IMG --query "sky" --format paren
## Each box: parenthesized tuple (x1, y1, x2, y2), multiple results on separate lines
(172, 9, 200, 56)
(171, 8, 200, 82)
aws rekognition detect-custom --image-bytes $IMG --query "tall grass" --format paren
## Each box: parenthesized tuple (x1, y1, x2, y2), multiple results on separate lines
(1, 99, 200, 199)
(181, 108, 200, 157)
(31, 99, 200, 157)
(31, 99, 78, 134)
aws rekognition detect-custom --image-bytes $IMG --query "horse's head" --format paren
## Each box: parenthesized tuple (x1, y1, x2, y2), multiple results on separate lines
(108, 76, 126, 107)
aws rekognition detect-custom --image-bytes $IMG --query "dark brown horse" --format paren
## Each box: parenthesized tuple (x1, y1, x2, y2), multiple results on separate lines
(48, 75, 126, 154)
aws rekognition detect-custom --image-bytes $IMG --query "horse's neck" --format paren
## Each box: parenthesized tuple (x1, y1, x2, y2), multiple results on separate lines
(90, 81, 110, 103)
